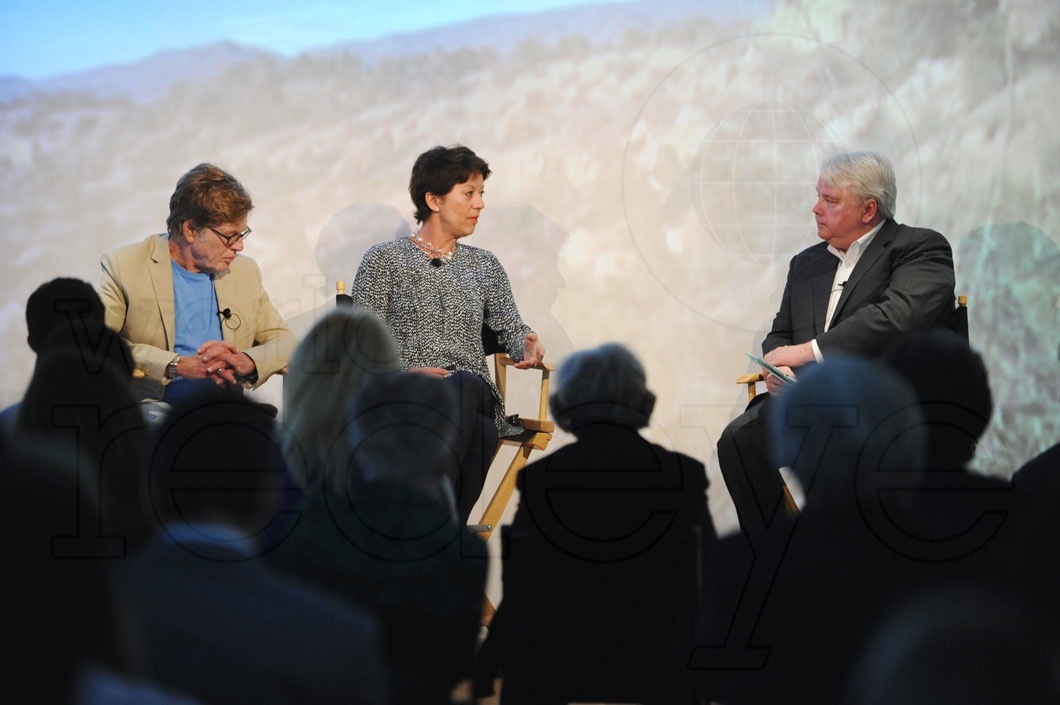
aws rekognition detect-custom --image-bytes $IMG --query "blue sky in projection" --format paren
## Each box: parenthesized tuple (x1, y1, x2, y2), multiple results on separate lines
(0, 0, 639, 79)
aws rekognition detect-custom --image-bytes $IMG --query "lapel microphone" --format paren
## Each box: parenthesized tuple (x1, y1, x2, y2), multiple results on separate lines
(430, 258, 443, 267)
(217, 307, 240, 330)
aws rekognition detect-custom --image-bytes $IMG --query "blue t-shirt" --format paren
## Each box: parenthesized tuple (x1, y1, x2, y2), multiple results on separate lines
(165, 260, 225, 402)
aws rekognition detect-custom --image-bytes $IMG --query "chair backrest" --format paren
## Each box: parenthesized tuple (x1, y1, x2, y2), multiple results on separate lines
(946, 294, 969, 341)
(335, 280, 354, 309)
(500, 524, 702, 703)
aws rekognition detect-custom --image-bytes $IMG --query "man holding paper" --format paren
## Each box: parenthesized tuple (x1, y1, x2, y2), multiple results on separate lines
(717, 151, 956, 531)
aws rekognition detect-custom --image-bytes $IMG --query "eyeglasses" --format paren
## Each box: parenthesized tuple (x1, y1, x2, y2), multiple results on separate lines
(207, 225, 252, 247)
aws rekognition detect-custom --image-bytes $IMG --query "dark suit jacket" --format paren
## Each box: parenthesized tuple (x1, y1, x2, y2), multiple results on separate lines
(121, 533, 387, 705)
(764, 219, 955, 358)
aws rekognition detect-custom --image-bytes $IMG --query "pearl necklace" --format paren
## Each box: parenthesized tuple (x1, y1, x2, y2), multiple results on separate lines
(409, 233, 455, 263)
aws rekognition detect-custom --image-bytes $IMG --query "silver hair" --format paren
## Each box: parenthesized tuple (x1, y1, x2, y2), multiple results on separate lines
(819, 151, 897, 220)
(549, 342, 656, 433)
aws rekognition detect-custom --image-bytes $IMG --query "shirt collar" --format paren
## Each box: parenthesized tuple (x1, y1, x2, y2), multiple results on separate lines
(828, 219, 885, 260)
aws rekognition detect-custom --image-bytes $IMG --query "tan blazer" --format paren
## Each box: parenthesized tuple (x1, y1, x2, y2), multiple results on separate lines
(100, 234, 294, 400)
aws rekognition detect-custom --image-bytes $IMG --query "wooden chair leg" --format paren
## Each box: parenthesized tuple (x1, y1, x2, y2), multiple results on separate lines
(782, 483, 800, 516)
(481, 594, 496, 627)
(469, 441, 536, 542)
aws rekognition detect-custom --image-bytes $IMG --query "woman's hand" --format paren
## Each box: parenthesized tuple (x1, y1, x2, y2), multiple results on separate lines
(515, 332, 545, 369)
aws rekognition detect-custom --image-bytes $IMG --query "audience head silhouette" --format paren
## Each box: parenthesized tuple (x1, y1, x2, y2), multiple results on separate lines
(16, 331, 152, 550)
(881, 328, 992, 469)
(345, 371, 459, 507)
(283, 306, 400, 489)
(549, 342, 656, 433)
(1, 441, 139, 702)
(149, 392, 287, 538)
(25, 277, 106, 354)
(845, 586, 1060, 705)
(770, 356, 926, 505)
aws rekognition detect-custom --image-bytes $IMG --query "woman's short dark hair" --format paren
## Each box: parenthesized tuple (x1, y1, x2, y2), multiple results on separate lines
(408, 145, 491, 224)
(166, 163, 253, 237)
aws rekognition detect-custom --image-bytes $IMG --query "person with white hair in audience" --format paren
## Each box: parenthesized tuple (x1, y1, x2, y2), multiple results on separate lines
(475, 342, 717, 700)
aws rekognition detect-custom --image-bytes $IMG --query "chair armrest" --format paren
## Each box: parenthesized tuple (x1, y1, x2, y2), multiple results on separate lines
(736, 372, 765, 403)
(493, 353, 555, 429)
(496, 353, 556, 372)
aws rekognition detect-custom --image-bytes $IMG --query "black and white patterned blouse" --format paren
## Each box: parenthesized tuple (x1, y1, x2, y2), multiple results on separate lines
(351, 236, 533, 436)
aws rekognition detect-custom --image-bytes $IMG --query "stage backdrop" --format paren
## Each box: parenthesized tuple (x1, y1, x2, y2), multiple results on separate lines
(2, 0, 1057, 538)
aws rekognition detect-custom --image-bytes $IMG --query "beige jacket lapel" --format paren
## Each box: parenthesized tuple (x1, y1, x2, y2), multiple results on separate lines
(147, 234, 177, 350)
(212, 264, 251, 349)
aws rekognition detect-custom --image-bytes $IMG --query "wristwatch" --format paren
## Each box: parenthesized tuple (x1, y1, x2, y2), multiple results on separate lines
(165, 355, 181, 381)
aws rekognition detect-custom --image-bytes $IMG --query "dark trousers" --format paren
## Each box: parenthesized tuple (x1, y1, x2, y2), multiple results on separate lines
(717, 395, 789, 533)
(444, 372, 499, 524)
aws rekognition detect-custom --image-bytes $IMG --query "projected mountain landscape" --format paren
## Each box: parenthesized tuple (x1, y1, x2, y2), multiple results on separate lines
(2, 0, 1057, 527)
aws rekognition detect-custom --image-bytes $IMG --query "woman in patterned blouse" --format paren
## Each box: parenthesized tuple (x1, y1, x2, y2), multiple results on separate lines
(352, 144, 546, 523)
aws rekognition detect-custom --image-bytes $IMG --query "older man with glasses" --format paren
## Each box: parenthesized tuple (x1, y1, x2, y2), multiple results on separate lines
(101, 163, 294, 405)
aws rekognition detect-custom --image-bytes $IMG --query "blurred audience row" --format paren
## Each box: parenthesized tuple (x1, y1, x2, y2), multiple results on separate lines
(2, 276, 1058, 704)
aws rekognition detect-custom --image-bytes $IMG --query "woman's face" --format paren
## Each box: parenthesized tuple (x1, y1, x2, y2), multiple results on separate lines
(429, 172, 485, 239)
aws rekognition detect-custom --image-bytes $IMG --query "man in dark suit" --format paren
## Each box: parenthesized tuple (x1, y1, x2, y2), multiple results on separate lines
(718, 151, 956, 532)
(122, 393, 388, 705)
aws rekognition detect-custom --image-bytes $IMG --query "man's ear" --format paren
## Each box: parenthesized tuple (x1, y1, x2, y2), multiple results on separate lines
(861, 198, 879, 223)
(180, 219, 198, 243)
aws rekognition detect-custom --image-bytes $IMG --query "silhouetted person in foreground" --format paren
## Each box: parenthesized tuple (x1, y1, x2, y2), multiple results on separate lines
(879, 328, 1018, 570)
(477, 343, 716, 703)
(704, 357, 929, 705)
(16, 326, 153, 552)
(121, 393, 387, 705)
(1, 277, 119, 437)
(844, 586, 1060, 705)
(270, 372, 488, 705)
(1, 439, 198, 704)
